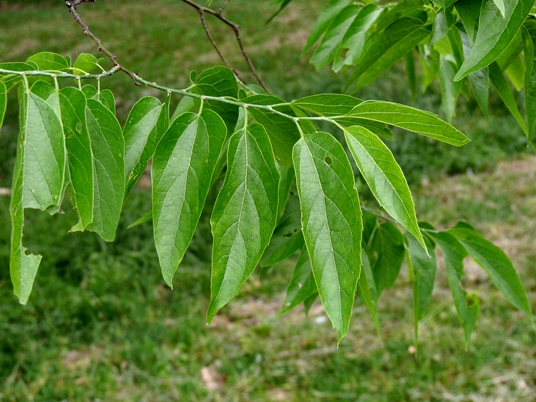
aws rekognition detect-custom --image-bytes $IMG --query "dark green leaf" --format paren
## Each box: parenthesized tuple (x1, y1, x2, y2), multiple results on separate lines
(293, 131, 362, 341)
(0, 82, 6, 131)
(431, 231, 479, 348)
(344, 126, 424, 249)
(439, 56, 462, 122)
(343, 101, 470, 146)
(448, 222, 532, 319)
(59, 87, 94, 230)
(279, 247, 317, 315)
(523, 25, 536, 139)
(357, 251, 382, 340)
(455, 0, 533, 80)
(208, 124, 280, 322)
(243, 95, 301, 167)
(84, 99, 125, 241)
(153, 110, 227, 287)
(404, 50, 417, 101)
(455, 0, 482, 44)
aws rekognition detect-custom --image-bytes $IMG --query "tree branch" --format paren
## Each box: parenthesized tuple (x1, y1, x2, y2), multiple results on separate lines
(65, 0, 141, 86)
(181, 0, 268, 92)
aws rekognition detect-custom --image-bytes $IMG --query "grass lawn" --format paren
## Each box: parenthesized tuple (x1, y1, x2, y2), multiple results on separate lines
(0, 1, 535, 400)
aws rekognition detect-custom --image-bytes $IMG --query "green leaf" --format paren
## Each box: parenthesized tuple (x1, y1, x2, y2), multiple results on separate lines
(406, 233, 437, 345)
(346, 15, 431, 91)
(404, 50, 417, 101)
(153, 110, 226, 286)
(194, 66, 239, 134)
(293, 131, 362, 341)
(260, 195, 304, 267)
(59, 87, 94, 230)
(523, 24, 536, 139)
(276, 165, 294, 219)
(357, 251, 382, 340)
(93, 89, 115, 114)
(267, 0, 292, 23)
(311, 4, 361, 69)
(84, 99, 125, 241)
(342, 101, 470, 146)
(430, 11, 451, 45)
(489, 62, 528, 135)
(0, 82, 6, 131)
(243, 95, 301, 167)
(304, 292, 318, 315)
(171, 96, 195, 122)
(303, 0, 353, 53)
(10, 82, 66, 304)
(431, 231, 479, 348)
(292, 93, 363, 116)
(208, 124, 280, 322)
(124, 96, 166, 196)
(344, 126, 424, 249)
(448, 222, 532, 319)
(73, 53, 99, 74)
(492, 0, 506, 18)
(439, 55, 462, 122)
(370, 222, 406, 297)
(455, 0, 482, 44)
(454, 0, 533, 80)
(279, 247, 317, 315)
(26, 52, 69, 71)
(372, 0, 425, 34)
(0, 62, 37, 90)
(82, 85, 98, 99)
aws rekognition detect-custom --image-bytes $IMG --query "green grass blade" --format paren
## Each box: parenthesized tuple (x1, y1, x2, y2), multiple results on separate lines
(208, 124, 280, 322)
(448, 222, 533, 320)
(85, 99, 125, 242)
(344, 125, 425, 250)
(343, 100, 470, 146)
(293, 131, 362, 342)
(153, 110, 226, 287)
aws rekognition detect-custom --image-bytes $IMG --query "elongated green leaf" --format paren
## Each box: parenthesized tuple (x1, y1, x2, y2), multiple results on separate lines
(293, 131, 362, 341)
(27, 52, 69, 71)
(347, 16, 431, 90)
(468, 68, 490, 119)
(304, 292, 318, 315)
(432, 231, 479, 348)
(357, 251, 382, 340)
(243, 95, 301, 167)
(439, 56, 462, 122)
(455, 0, 482, 44)
(404, 50, 417, 101)
(208, 124, 280, 322)
(0, 82, 6, 131)
(59, 87, 94, 230)
(370, 222, 406, 297)
(153, 110, 226, 286)
(343, 101, 470, 146)
(292, 93, 363, 116)
(303, 0, 353, 53)
(493, 0, 506, 17)
(311, 4, 361, 69)
(523, 24, 536, 139)
(448, 222, 532, 318)
(261, 195, 304, 267)
(276, 165, 294, 219)
(407, 233, 437, 345)
(489, 62, 528, 135)
(455, 0, 533, 80)
(194, 66, 239, 134)
(344, 126, 424, 249)
(84, 99, 125, 241)
(11, 83, 66, 304)
(280, 247, 317, 315)
(372, 0, 424, 34)
(124, 96, 168, 196)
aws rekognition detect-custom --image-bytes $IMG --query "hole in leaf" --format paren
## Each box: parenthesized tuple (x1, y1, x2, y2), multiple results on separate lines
(324, 156, 333, 166)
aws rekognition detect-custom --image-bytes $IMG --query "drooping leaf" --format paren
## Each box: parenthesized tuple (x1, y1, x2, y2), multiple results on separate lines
(124, 96, 168, 196)
(488, 62, 528, 135)
(404, 50, 417, 101)
(153, 110, 226, 287)
(430, 10, 451, 45)
(454, 0, 533, 80)
(439, 55, 462, 122)
(84, 98, 125, 241)
(10, 82, 66, 304)
(194, 66, 239, 134)
(448, 222, 532, 319)
(357, 251, 382, 340)
(304, 292, 318, 315)
(26, 52, 70, 71)
(276, 165, 294, 219)
(460, 32, 490, 118)
(73, 53, 99, 74)
(260, 195, 304, 267)
(208, 124, 280, 322)
(303, 0, 353, 53)
(59, 87, 94, 230)
(455, 0, 482, 44)
(406, 232, 437, 345)
(370, 222, 406, 297)
(311, 4, 361, 69)
(342, 101, 470, 146)
(523, 24, 536, 139)
(279, 247, 317, 315)
(346, 15, 432, 91)
(293, 131, 362, 341)
(0, 82, 6, 131)
(243, 95, 301, 167)
(344, 125, 424, 249)
(431, 231, 479, 348)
